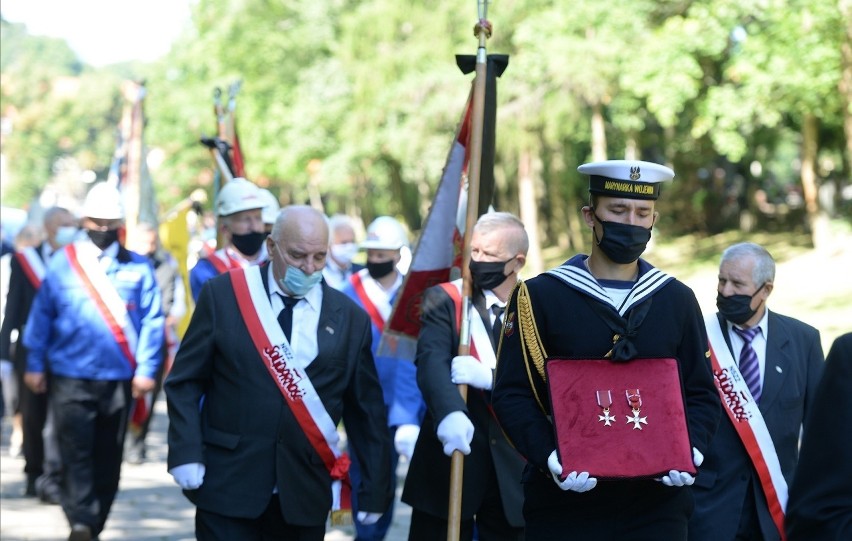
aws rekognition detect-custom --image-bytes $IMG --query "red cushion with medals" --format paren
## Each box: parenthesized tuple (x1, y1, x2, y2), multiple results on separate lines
(546, 357, 695, 479)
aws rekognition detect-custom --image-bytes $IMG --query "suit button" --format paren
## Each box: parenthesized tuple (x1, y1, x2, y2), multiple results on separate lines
(490, 439, 497, 445)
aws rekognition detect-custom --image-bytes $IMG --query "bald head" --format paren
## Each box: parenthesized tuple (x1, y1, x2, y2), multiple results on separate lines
(267, 206, 329, 295)
(271, 205, 329, 246)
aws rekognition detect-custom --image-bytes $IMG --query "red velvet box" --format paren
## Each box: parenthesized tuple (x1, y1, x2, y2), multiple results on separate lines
(546, 358, 695, 479)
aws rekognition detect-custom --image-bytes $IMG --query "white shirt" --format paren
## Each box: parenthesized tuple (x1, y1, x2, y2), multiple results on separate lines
(266, 264, 322, 367)
(483, 289, 506, 329)
(727, 309, 770, 388)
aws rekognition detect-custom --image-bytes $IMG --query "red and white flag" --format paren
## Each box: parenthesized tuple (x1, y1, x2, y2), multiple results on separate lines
(377, 90, 475, 361)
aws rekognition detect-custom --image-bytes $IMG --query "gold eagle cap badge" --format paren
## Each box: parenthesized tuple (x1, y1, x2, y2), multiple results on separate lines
(629, 166, 641, 180)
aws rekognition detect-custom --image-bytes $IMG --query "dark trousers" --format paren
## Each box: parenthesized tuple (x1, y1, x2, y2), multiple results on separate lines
(349, 424, 396, 541)
(408, 461, 523, 541)
(52, 376, 132, 535)
(18, 368, 49, 480)
(196, 494, 326, 541)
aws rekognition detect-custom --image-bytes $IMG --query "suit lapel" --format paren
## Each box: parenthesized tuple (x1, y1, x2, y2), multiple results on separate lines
(759, 311, 790, 411)
(316, 283, 343, 360)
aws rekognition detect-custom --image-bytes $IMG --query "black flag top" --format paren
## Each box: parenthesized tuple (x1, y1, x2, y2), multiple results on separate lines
(455, 54, 509, 218)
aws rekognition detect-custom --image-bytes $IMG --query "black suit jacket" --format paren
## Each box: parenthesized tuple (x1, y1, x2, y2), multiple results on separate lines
(164, 263, 392, 526)
(690, 311, 824, 541)
(786, 332, 852, 540)
(401, 284, 525, 527)
(1, 244, 47, 371)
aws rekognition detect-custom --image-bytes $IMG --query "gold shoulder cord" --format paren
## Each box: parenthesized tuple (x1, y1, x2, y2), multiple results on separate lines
(516, 281, 548, 413)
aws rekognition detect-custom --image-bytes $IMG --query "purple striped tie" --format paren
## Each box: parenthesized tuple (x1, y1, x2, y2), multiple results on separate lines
(733, 326, 762, 403)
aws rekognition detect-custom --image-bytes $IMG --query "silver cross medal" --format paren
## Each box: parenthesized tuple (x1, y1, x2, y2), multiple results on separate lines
(625, 389, 648, 430)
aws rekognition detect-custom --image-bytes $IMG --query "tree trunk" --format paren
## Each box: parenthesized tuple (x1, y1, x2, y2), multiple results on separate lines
(800, 113, 826, 248)
(840, 0, 852, 174)
(518, 147, 544, 276)
(591, 102, 607, 160)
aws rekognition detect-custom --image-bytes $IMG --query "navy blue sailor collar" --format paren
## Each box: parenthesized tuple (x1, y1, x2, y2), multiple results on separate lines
(545, 254, 674, 316)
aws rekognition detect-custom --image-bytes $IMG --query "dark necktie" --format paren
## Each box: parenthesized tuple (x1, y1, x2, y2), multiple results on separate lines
(277, 295, 300, 342)
(491, 304, 505, 349)
(733, 326, 762, 402)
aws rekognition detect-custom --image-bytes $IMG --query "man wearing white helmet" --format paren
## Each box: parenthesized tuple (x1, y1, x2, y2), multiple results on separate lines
(258, 188, 280, 235)
(190, 177, 268, 301)
(341, 215, 425, 541)
(23, 182, 164, 541)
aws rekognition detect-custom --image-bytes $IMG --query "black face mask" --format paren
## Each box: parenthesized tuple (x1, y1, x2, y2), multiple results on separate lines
(592, 213, 652, 264)
(367, 259, 396, 280)
(231, 231, 266, 256)
(469, 258, 514, 291)
(716, 283, 765, 325)
(87, 228, 119, 250)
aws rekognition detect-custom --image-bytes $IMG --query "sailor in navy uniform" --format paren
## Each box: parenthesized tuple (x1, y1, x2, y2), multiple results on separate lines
(492, 160, 721, 541)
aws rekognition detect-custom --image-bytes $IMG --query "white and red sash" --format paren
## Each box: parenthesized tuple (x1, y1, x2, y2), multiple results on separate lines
(439, 280, 496, 369)
(349, 269, 390, 332)
(230, 265, 352, 525)
(65, 243, 149, 426)
(705, 314, 787, 540)
(207, 249, 244, 275)
(15, 247, 46, 289)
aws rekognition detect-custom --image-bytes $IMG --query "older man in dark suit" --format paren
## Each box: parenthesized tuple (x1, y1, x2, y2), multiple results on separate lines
(691, 242, 825, 541)
(165, 205, 392, 541)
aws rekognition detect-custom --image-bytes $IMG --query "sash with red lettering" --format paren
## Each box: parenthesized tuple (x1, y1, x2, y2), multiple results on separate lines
(64, 243, 149, 427)
(15, 247, 46, 289)
(230, 265, 353, 525)
(705, 314, 787, 540)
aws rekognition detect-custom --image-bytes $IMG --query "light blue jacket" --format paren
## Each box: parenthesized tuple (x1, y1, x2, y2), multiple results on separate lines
(342, 271, 425, 428)
(24, 241, 164, 381)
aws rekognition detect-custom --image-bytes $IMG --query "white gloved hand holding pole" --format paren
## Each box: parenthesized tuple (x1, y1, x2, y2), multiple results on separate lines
(394, 424, 420, 462)
(436, 411, 474, 456)
(547, 450, 597, 492)
(169, 463, 206, 490)
(450, 355, 492, 390)
(659, 447, 703, 487)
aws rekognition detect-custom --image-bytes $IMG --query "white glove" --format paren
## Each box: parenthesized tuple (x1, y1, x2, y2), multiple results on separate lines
(659, 448, 703, 487)
(0, 360, 13, 380)
(692, 447, 704, 467)
(547, 450, 597, 492)
(436, 411, 474, 456)
(450, 355, 493, 390)
(394, 424, 420, 462)
(357, 511, 382, 525)
(169, 462, 206, 490)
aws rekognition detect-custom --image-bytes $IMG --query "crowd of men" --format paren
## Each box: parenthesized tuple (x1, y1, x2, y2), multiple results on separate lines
(0, 161, 849, 541)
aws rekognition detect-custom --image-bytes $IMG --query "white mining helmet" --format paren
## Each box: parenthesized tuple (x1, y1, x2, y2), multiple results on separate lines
(360, 216, 409, 250)
(82, 182, 125, 220)
(258, 188, 281, 225)
(215, 177, 265, 217)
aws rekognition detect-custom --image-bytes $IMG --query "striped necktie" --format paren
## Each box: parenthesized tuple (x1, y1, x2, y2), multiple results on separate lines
(733, 326, 762, 403)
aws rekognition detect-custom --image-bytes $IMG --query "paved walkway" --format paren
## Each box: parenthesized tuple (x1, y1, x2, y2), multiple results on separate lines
(0, 397, 412, 540)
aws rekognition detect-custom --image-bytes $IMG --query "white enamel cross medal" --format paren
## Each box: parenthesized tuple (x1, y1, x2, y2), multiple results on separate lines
(625, 389, 647, 430)
(596, 390, 615, 426)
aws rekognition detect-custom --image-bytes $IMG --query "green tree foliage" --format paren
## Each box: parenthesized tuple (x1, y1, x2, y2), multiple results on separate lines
(1, 2, 848, 241)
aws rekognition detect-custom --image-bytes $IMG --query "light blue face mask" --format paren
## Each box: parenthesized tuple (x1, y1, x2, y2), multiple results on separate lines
(55, 226, 78, 247)
(279, 265, 323, 297)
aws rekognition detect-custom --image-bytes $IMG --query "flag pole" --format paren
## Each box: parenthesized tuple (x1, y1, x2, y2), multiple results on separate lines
(448, 2, 492, 539)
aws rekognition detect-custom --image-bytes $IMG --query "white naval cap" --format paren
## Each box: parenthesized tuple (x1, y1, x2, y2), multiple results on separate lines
(578, 159, 674, 200)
